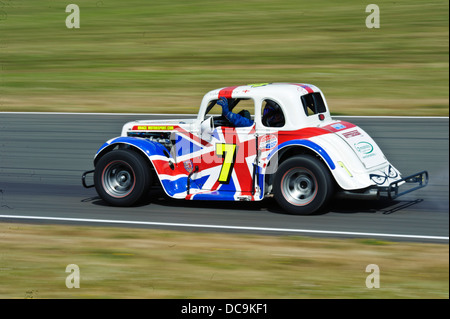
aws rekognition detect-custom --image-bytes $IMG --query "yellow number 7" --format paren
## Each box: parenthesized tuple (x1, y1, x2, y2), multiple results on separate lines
(215, 143, 237, 184)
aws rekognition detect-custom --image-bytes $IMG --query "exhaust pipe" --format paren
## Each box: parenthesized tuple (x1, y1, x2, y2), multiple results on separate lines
(335, 188, 380, 201)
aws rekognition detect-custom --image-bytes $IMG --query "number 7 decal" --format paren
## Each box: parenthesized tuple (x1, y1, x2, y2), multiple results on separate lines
(215, 143, 237, 184)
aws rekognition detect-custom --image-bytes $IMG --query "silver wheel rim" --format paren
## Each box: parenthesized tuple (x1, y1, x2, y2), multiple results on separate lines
(102, 161, 135, 198)
(281, 168, 317, 206)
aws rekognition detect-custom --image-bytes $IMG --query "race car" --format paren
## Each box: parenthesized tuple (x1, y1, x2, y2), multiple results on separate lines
(82, 83, 428, 215)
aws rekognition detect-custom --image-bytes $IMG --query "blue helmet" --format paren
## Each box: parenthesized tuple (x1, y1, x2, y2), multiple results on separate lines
(238, 109, 251, 121)
(262, 100, 284, 127)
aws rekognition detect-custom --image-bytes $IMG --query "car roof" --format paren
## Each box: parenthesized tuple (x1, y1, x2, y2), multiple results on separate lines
(206, 82, 322, 101)
(199, 82, 330, 129)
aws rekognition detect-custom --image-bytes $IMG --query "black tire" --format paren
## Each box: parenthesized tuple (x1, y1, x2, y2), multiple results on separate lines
(94, 149, 152, 206)
(273, 155, 334, 215)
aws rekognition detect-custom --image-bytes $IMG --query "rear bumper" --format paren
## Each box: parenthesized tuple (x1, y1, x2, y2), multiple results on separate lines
(335, 170, 428, 201)
(384, 170, 429, 200)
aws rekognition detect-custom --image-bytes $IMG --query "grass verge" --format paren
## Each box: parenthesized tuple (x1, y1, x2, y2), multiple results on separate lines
(0, 0, 448, 115)
(0, 222, 448, 299)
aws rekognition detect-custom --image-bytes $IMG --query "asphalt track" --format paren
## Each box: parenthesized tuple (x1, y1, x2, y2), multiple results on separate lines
(0, 113, 448, 243)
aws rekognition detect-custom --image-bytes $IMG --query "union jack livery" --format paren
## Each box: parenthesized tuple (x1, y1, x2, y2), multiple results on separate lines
(82, 83, 428, 215)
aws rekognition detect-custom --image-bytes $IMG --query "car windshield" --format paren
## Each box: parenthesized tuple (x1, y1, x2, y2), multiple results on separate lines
(301, 93, 326, 116)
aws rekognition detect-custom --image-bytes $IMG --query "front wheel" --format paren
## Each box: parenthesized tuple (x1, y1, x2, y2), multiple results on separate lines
(94, 149, 152, 206)
(273, 155, 334, 215)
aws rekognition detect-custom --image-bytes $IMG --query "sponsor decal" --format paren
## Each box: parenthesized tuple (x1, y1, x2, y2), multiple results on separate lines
(354, 141, 373, 155)
(183, 160, 194, 173)
(343, 129, 361, 138)
(133, 125, 175, 130)
(259, 134, 278, 150)
(331, 123, 346, 130)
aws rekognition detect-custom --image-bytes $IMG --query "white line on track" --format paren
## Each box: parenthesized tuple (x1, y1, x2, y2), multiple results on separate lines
(0, 215, 448, 241)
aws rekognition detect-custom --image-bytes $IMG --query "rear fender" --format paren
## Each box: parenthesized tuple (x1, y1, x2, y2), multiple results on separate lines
(262, 140, 336, 196)
(309, 134, 402, 191)
(264, 139, 336, 175)
(263, 138, 391, 192)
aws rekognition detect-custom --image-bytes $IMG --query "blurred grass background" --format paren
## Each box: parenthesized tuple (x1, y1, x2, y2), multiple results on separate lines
(0, 223, 448, 298)
(0, 0, 448, 115)
(1, 2, 448, 299)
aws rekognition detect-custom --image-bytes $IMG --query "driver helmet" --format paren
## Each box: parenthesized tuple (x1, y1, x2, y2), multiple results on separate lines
(238, 109, 251, 121)
(263, 101, 284, 127)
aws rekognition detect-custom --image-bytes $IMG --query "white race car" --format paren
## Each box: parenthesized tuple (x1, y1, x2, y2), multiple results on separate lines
(82, 83, 428, 215)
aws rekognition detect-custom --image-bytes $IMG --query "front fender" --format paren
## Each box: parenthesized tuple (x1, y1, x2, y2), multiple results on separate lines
(93, 136, 194, 198)
(94, 136, 170, 164)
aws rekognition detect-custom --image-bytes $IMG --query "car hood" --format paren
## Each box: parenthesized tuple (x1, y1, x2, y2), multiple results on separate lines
(121, 118, 196, 136)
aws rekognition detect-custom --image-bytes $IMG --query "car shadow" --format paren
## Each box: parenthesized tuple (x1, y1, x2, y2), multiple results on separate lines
(328, 197, 424, 215)
(82, 189, 424, 216)
(84, 189, 263, 211)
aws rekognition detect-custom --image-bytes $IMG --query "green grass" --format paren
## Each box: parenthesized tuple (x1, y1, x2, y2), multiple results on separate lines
(0, 0, 448, 115)
(0, 223, 448, 299)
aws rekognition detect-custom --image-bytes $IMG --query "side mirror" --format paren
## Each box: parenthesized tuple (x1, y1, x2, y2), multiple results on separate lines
(200, 116, 214, 140)
(168, 132, 178, 163)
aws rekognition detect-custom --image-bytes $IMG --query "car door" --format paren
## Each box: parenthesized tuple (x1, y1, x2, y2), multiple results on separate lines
(202, 124, 257, 193)
(194, 99, 258, 195)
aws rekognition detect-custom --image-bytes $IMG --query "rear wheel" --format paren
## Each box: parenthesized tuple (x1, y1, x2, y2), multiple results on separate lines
(273, 155, 334, 215)
(94, 149, 151, 206)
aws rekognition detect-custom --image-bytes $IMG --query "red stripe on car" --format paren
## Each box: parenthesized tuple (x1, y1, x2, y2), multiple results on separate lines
(218, 86, 239, 98)
(291, 83, 314, 93)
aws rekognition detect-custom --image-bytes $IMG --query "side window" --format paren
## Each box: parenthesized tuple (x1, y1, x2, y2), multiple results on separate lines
(261, 100, 285, 127)
(301, 93, 326, 116)
(205, 98, 255, 127)
(230, 99, 255, 119)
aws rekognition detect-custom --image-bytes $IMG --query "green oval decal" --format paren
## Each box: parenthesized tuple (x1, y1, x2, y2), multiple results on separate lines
(355, 141, 373, 154)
